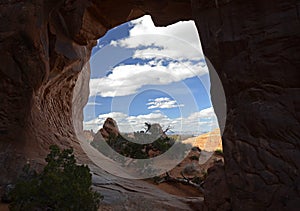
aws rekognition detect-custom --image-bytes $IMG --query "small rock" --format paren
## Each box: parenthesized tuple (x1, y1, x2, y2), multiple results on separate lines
(182, 163, 199, 175)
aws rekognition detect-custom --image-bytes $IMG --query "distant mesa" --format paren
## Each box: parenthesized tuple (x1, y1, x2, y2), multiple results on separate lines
(183, 129, 222, 152)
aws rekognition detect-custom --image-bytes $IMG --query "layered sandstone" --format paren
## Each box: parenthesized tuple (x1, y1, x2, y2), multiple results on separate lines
(183, 129, 222, 152)
(0, 0, 299, 210)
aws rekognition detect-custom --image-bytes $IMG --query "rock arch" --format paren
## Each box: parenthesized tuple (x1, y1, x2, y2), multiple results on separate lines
(0, 0, 299, 210)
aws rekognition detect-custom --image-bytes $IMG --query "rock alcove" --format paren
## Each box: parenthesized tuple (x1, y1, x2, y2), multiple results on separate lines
(0, 0, 299, 210)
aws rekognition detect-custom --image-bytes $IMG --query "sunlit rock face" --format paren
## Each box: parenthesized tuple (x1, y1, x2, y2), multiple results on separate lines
(0, 0, 299, 210)
(99, 118, 120, 141)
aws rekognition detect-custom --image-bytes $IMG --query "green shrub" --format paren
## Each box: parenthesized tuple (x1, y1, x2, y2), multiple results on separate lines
(214, 149, 223, 156)
(9, 145, 102, 211)
(103, 134, 174, 159)
(189, 155, 199, 161)
(191, 176, 202, 184)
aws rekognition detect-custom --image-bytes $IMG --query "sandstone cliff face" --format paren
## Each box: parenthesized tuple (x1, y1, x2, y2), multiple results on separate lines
(192, 0, 300, 209)
(0, 0, 299, 210)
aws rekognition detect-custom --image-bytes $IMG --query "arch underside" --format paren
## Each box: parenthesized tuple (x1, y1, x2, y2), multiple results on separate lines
(0, 0, 299, 210)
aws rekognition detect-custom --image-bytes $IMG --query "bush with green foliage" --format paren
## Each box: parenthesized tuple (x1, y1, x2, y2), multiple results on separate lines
(214, 149, 223, 156)
(189, 155, 200, 161)
(9, 145, 102, 211)
(106, 134, 175, 159)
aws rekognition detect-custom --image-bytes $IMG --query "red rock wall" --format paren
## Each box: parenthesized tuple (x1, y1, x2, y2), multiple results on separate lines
(0, 0, 299, 209)
(192, 0, 300, 209)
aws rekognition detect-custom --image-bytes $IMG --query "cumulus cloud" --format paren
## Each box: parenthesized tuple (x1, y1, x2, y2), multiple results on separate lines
(111, 15, 203, 61)
(84, 111, 171, 133)
(147, 97, 184, 109)
(84, 15, 217, 134)
(89, 15, 209, 98)
(188, 107, 216, 119)
(84, 107, 218, 134)
(89, 60, 207, 97)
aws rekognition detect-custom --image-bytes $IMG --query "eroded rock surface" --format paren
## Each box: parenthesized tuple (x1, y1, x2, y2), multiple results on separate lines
(202, 160, 230, 210)
(90, 164, 202, 211)
(100, 118, 120, 141)
(192, 0, 300, 209)
(0, 0, 299, 210)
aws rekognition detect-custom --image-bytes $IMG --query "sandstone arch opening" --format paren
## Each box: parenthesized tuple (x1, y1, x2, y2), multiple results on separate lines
(84, 16, 221, 134)
(1, 1, 298, 210)
(77, 15, 224, 187)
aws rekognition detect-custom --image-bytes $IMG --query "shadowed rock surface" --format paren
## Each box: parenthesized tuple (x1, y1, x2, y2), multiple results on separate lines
(192, 1, 300, 209)
(90, 164, 202, 211)
(0, 0, 299, 210)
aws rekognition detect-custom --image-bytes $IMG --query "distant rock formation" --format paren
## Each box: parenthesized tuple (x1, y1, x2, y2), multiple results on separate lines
(99, 118, 120, 141)
(0, 0, 299, 209)
(91, 118, 180, 159)
(91, 118, 121, 150)
(83, 130, 95, 143)
(183, 129, 222, 152)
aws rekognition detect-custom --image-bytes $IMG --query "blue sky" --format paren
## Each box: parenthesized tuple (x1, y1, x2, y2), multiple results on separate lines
(83, 15, 218, 134)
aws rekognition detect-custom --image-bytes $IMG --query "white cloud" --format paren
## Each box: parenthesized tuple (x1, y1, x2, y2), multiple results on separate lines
(85, 102, 102, 106)
(111, 15, 203, 61)
(89, 15, 208, 98)
(84, 15, 217, 135)
(84, 107, 218, 134)
(147, 97, 184, 109)
(89, 60, 207, 97)
(188, 107, 216, 119)
(84, 111, 171, 133)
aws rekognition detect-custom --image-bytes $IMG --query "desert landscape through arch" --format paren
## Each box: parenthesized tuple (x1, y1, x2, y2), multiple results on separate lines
(0, 0, 299, 210)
